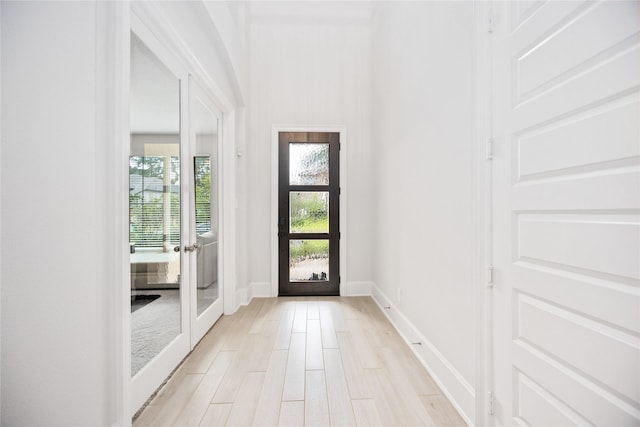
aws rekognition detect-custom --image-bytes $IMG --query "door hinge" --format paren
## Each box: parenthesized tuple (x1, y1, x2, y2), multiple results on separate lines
(486, 264, 494, 288)
(488, 11, 494, 34)
(486, 138, 494, 160)
(488, 390, 494, 415)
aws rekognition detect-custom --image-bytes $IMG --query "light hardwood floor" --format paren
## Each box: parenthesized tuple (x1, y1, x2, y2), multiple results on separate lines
(133, 296, 467, 426)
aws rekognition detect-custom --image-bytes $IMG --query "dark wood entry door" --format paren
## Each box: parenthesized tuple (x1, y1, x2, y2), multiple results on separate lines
(278, 132, 340, 296)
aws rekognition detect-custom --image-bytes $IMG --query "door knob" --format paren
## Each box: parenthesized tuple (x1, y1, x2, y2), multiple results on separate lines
(184, 243, 202, 253)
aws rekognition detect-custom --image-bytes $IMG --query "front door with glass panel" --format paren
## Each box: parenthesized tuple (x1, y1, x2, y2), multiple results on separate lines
(278, 132, 340, 296)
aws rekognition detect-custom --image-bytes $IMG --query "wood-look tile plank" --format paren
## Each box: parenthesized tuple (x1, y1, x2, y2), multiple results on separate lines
(278, 401, 304, 427)
(378, 345, 440, 396)
(324, 348, 357, 426)
(373, 364, 437, 426)
(282, 332, 306, 401)
(291, 301, 307, 333)
(336, 332, 372, 399)
(319, 307, 339, 349)
(274, 308, 295, 350)
(181, 318, 232, 374)
(306, 319, 324, 370)
(149, 360, 196, 407)
(420, 394, 467, 426)
(368, 367, 424, 426)
(305, 370, 330, 427)
(133, 404, 161, 427)
(249, 298, 277, 334)
(252, 350, 289, 426)
(148, 374, 204, 425)
(326, 300, 348, 332)
(267, 298, 294, 321)
(347, 318, 381, 369)
(307, 299, 320, 319)
(245, 321, 279, 372)
(211, 350, 247, 403)
(198, 403, 232, 426)
(225, 371, 266, 426)
(221, 312, 251, 351)
(173, 351, 234, 426)
(359, 369, 396, 427)
(340, 297, 363, 320)
(351, 399, 382, 427)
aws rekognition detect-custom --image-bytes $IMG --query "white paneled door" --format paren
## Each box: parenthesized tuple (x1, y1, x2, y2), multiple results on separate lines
(491, 1, 640, 425)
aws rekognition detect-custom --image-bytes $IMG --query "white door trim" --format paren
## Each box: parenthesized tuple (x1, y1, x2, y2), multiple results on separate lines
(271, 126, 347, 297)
(472, 1, 493, 425)
(97, 1, 131, 424)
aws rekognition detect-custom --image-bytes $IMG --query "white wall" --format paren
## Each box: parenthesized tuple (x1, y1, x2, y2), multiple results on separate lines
(1, 2, 113, 424)
(245, 2, 375, 293)
(371, 1, 477, 422)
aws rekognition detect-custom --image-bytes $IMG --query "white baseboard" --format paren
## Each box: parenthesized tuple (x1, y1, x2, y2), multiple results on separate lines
(344, 281, 373, 296)
(235, 287, 249, 308)
(371, 284, 474, 426)
(250, 282, 272, 298)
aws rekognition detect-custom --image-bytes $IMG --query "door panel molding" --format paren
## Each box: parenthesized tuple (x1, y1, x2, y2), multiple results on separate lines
(490, 1, 640, 425)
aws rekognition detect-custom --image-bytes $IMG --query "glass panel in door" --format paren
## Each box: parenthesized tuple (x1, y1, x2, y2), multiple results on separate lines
(194, 152, 220, 316)
(189, 78, 223, 348)
(129, 32, 182, 377)
(193, 111, 219, 316)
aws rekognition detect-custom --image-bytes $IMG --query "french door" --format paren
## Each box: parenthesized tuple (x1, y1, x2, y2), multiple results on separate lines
(188, 77, 224, 344)
(490, 1, 639, 425)
(129, 18, 223, 415)
(278, 132, 340, 296)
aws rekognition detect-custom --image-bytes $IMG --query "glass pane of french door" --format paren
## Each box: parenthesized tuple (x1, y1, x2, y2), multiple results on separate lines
(129, 32, 182, 377)
(192, 102, 219, 316)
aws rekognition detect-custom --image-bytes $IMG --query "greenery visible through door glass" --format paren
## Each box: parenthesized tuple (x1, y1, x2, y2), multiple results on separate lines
(194, 156, 212, 234)
(290, 240, 329, 281)
(290, 192, 329, 233)
(129, 156, 180, 248)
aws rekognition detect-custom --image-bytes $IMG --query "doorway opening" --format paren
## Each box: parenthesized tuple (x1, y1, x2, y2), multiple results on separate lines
(278, 132, 340, 296)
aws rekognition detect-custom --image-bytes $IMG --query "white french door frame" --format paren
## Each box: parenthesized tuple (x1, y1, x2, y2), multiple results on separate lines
(111, 2, 238, 423)
(270, 126, 348, 297)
